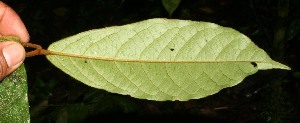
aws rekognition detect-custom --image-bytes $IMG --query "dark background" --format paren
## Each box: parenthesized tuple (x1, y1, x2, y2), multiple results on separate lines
(2, 0, 300, 122)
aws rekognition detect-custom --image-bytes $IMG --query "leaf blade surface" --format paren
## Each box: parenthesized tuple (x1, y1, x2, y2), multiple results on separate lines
(0, 65, 29, 122)
(47, 18, 290, 101)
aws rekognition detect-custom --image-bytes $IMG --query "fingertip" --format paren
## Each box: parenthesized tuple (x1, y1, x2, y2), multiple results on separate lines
(0, 1, 30, 42)
(0, 41, 25, 80)
(20, 33, 30, 42)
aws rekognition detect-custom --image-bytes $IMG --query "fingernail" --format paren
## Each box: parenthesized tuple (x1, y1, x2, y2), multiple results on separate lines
(3, 42, 25, 67)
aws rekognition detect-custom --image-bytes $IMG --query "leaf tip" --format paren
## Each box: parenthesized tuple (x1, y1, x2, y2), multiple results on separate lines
(257, 61, 291, 70)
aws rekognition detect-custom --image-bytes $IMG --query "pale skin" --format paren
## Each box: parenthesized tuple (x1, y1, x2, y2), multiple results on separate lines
(0, 1, 29, 80)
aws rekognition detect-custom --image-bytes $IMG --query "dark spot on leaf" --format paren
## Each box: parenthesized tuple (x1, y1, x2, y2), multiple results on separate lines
(251, 62, 257, 67)
(170, 48, 174, 51)
(85, 60, 87, 63)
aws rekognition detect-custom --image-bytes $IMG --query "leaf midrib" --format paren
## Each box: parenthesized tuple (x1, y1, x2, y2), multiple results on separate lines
(47, 50, 265, 63)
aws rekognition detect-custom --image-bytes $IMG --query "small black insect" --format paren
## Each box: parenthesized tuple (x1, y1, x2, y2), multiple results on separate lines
(84, 60, 88, 63)
(170, 48, 175, 51)
(251, 62, 257, 67)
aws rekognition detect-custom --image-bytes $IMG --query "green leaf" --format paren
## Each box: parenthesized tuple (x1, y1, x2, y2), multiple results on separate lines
(0, 64, 30, 122)
(46, 18, 290, 101)
(162, 0, 181, 16)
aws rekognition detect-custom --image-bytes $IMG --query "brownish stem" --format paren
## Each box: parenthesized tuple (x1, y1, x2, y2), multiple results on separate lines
(20, 42, 53, 57)
(21, 42, 42, 57)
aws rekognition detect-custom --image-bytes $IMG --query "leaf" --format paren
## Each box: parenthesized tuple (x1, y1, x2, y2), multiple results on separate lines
(46, 18, 290, 101)
(162, 0, 181, 16)
(0, 64, 30, 122)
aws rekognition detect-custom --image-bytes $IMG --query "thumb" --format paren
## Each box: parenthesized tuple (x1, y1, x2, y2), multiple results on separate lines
(0, 41, 25, 80)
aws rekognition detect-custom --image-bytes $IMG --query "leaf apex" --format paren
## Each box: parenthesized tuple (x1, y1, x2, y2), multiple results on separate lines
(257, 60, 291, 70)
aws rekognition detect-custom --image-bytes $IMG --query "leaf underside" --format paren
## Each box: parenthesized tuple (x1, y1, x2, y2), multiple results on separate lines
(47, 18, 290, 101)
